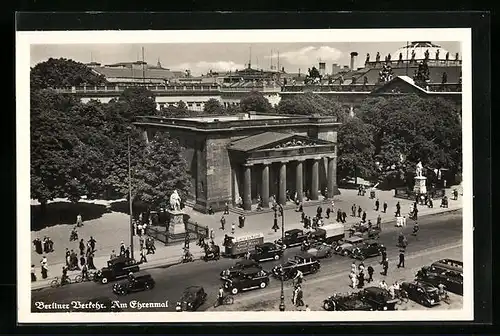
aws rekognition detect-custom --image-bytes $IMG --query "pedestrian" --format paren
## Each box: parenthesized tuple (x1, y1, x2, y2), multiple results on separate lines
(413, 207, 418, 220)
(362, 211, 367, 223)
(383, 201, 388, 213)
(359, 262, 365, 273)
(31, 264, 37, 282)
(40, 256, 48, 279)
(381, 249, 387, 264)
(367, 265, 374, 282)
(79, 239, 85, 255)
(140, 247, 148, 263)
(375, 199, 380, 211)
(89, 236, 96, 251)
(377, 214, 382, 227)
(141, 223, 147, 236)
(81, 263, 89, 281)
(76, 213, 83, 227)
(231, 222, 236, 235)
(120, 241, 126, 255)
(317, 206, 323, 218)
(357, 271, 365, 288)
(224, 202, 229, 215)
(381, 258, 389, 276)
(208, 205, 214, 215)
(110, 250, 117, 260)
(137, 222, 143, 237)
(80, 255, 86, 268)
(124, 247, 130, 259)
(298, 202, 303, 212)
(209, 228, 215, 242)
(342, 211, 347, 223)
(351, 261, 357, 274)
(395, 202, 401, 217)
(357, 206, 362, 217)
(326, 207, 331, 219)
(220, 215, 226, 230)
(402, 215, 407, 227)
(428, 197, 434, 208)
(397, 249, 405, 268)
(350, 271, 357, 288)
(301, 211, 305, 223)
(239, 215, 245, 228)
(88, 252, 96, 270)
(352, 204, 356, 217)
(65, 248, 70, 267)
(273, 215, 280, 232)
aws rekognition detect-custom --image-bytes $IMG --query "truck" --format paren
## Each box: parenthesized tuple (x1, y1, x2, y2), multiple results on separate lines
(322, 223, 346, 244)
(224, 233, 265, 258)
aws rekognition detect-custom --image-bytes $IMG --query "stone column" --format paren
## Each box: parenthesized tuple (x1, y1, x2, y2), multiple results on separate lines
(243, 164, 252, 211)
(261, 163, 270, 208)
(295, 160, 304, 202)
(311, 159, 319, 200)
(327, 157, 335, 198)
(279, 161, 287, 205)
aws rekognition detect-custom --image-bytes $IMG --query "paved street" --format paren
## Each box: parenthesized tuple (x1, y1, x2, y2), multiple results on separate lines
(31, 186, 463, 290)
(31, 210, 462, 312)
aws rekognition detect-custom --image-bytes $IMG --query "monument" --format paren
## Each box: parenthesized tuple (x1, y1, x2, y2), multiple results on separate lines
(413, 161, 427, 195)
(168, 190, 186, 235)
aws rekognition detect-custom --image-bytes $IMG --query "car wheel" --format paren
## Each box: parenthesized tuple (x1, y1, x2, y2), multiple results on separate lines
(282, 244, 287, 250)
(342, 250, 349, 256)
(260, 282, 267, 289)
(274, 254, 280, 260)
(311, 266, 319, 274)
(323, 302, 331, 310)
(231, 287, 239, 295)
(101, 277, 108, 284)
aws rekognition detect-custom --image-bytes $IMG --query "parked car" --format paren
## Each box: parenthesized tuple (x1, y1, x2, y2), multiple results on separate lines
(94, 255, 141, 284)
(307, 241, 334, 259)
(249, 242, 284, 262)
(223, 267, 270, 295)
(431, 259, 463, 274)
(112, 272, 155, 296)
(401, 281, 441, 307)
(359, 287, 398, 310)
(323, 292, 373, 311)
(271, 252, 321, 280)
(220, 259, 262, 280)
(307, 228, 327, 243)
(334, 236, 365, 256)
(176, 286, 208, 311)
(416, 266, 463, 295)
(351, 240, 386, 260)
(275, 229, 309, 249)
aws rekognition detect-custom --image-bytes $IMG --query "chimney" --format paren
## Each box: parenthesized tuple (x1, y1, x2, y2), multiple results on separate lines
(319, 62, 326, 76)
(350, 52, 359, 70)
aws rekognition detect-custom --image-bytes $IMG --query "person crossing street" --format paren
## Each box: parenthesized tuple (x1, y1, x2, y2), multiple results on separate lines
(383, 201, 388, 213)
(367, 265, 374, 282)
(375, 199, 380, 211)
(220, 215, 226, 230)
(397, 249, 405, 268)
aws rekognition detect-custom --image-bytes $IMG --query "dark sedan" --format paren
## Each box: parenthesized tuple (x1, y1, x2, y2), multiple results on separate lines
(220, 259, 262, 280)
(323, 293, 373, 311)
(359, 287, 398, 311)
(176, 286, 208, 312)
(401, 281, 441, 307)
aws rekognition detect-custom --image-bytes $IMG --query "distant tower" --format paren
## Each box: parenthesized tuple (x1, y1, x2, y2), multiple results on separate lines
(350, 52, 359, 70)
(157, 58, 162, 68)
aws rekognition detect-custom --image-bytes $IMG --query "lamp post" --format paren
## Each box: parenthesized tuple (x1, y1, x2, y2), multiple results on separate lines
(278, 203, 285, 312)
(127, 127, 135, 260)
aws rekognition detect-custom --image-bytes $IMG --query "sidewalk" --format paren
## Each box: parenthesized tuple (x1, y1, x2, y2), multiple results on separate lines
(31, 187, 463, 290)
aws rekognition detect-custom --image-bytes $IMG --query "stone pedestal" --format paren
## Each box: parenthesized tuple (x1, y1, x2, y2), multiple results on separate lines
(413, 176, 427, 195)
(168, 210, 186, 235)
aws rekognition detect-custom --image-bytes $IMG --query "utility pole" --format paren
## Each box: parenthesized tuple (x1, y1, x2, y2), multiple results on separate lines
(127, 128, 135, 260)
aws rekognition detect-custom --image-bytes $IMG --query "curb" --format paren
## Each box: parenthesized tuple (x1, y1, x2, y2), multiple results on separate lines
(31, 206, 461, 291)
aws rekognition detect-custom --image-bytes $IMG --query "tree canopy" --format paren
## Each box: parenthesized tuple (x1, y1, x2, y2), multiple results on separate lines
(30, 57, 107, 90)
(276, 92, 347, 120)
(203, 98, 225, 115)
(240, 90, 273, 113)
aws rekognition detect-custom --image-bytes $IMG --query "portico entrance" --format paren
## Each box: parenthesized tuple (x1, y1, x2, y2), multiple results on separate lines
(229, 132, 339, 211)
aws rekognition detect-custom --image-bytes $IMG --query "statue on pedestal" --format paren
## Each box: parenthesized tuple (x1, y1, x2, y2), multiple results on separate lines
(169, 190, 182, 212)
(415, 161, 423, 177)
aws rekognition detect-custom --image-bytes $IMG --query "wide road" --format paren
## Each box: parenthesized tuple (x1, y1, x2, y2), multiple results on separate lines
(31, 210, 462, 313)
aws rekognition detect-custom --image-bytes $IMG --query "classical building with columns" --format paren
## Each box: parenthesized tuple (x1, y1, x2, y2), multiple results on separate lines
(134, 112, 341, 213)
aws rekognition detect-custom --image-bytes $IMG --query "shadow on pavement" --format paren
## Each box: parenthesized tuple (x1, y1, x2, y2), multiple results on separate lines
(31, 202, 109, 231)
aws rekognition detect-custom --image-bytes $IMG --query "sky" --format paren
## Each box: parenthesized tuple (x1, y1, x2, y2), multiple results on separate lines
(30, 41, 461, 76)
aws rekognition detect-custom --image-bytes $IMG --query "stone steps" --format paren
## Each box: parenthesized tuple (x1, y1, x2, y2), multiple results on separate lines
(228, 199, 333, 216)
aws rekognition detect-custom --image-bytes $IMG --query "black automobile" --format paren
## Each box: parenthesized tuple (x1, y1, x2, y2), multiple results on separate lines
(275, 229, 309, 249)
(431, 259, 463, 274)
(307, 228, 327, 243)
(220, 259, 262, 280)
(416, 266, 463, 295)
(94, 255, 140, 284)
(112, 271, 155, 295)
(176, 286, 208, 312)
(401, 281, 441, 307)
(271, 252, 321, 280)
(351, 240, 386, 260)
(359, 287, 398, 311)
(323, 293, 373, 311)
(249, 242, 284, 262)
(223, 267, 270, 295)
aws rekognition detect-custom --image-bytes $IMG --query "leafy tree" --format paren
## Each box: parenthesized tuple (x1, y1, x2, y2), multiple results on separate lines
(337, 117, 376, 183)
(30, 57, 107, 90)
(240, 90, 273, 113)
(203, 98, 224, 115)
(132, 133, 191, 210)
(161, 100, 192, 117)
(117, 87, 157, 120)
(277, 92, 346, 120)
(308, 66, 321, 78)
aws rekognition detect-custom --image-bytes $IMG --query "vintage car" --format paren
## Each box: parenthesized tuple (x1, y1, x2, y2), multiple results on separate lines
(94, 255, 141, 284)
(175, 286, 208, 312)
(359, 287, 398, 311)
(416, 266, 463, 295)
(220, 259, 262, 280)
(307, 228, 327, 243)
(224, 233, 264, 258)
(275, 229, 309, 249)
(322, 223, 346, 244)
(112, 271, 155, 295)
(401, 281, 441, 307)
(431, 259, 463, 274)
(271, 252, 321, 280)
(223, 267, 270, 295)
(351, 240, 386, 260)
(334, 236, 365, 256)
(307, 241, 334, 259)
(249, 242, 284, 262)
(323, 292, 373, 311)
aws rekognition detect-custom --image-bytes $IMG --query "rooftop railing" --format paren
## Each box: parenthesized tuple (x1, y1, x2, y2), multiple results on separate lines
(282, 82, 462, 93)
(364, 59, 462, 68)
(54, 84, 221, 94)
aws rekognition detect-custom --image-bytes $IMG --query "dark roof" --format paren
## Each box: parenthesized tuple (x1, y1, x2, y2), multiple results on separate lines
(229, 132, 293, 152)
(285, 228, 303, 234)
(257, 242, 276, 248)
(240, 267, 263, 275)
(92, 67, 180, 80)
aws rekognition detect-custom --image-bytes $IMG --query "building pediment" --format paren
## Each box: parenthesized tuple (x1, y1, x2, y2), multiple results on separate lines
(371, 76, 427, 95)
(228, 132, 333, 153)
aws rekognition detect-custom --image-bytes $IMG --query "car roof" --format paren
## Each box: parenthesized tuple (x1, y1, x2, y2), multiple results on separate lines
(108, 255, 134, 264)
(286, 229, 303, 234)
(257, 242, 275, 248)
(363, 287, 386, 294)
(184, 285, 204, 293)
(132, 271, 152, 278)
(240, 267, 264, 275)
